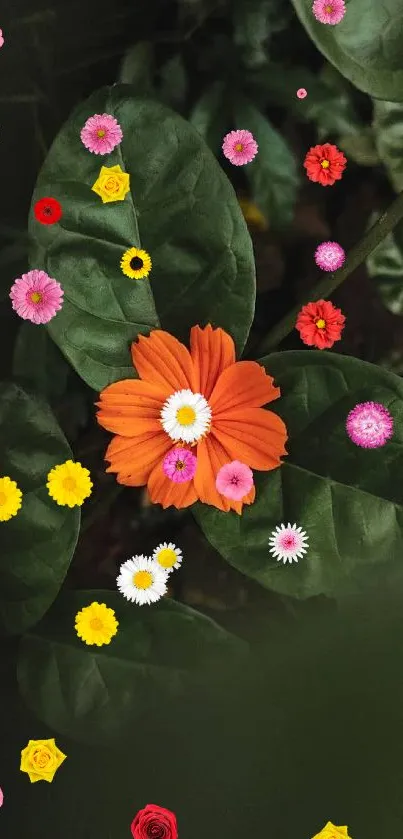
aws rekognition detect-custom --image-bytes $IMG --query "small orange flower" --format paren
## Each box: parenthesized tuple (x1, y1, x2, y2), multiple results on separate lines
(96, 325, 288, 514)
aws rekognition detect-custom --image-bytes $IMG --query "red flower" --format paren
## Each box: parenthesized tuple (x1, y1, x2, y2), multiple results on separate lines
(303, 143, 347, 186)
(295, 299, 345, 349)
(131, 804, 178, 839)
(34, 197, 62, 225)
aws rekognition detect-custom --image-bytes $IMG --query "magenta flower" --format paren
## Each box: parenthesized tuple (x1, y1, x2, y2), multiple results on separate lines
(222, 130, 258, 166)
(215, 460, 254, 501)
(312, 0, 346, 24)
(0, 786, 3, 807)
(297, 88, 308, 99)
(162, 447, 197, 483)
(315, 241, 346, 272)
(346, 402, 393, 449)
(0, 29, 4, 48)
(80, 113, 123, 155)
(10, 270, 64, 324)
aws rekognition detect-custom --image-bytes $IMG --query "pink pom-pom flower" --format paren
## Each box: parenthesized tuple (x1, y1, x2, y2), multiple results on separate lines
(315, 241, 346, 272)
(346, 402, 393, 449)
(312, 0, 346, 25)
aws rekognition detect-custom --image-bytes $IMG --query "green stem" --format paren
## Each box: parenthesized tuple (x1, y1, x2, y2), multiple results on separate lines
(254, 190, 403, 358)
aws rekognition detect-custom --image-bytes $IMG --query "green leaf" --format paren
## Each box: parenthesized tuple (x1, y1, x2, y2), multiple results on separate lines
(0, 384, 80, 635)
(193, 351, 403, 601)
(367, 214, 403, 315)
(232, 0, 271, 68)
(29, 85, 255, 391)
(118, 41, 154, 94)
(233, 98, 299, 229)
(13, 322, 70, 400)
(290, 0, 403, 102)
(17, 589, 246, 745)
(373, 99, 403, 192)
(158, 54, 188, 110)
(189, 81, 230, 154)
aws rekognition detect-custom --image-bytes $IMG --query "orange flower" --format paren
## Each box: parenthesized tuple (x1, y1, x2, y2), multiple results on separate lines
(96, 325, 288, 514)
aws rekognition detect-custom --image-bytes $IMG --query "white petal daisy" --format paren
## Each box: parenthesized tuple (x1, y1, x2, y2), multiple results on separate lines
(153, 542, 183, 573)
(116, 554, 168, 605)
(160, 388, 212, 444)
(268, 522, 309, 564)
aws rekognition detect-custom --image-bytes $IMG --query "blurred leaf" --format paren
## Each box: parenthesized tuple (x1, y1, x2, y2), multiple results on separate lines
(338, 127, 379, 166)
(0, 384, 80, 635)
(234, 98, 299, 229)
(13, 322, 70, 401)
(0, 240, 28, 301)
(367, 213, 403, 315)
(29, 85, 256, 391)
(159, 53, 187, 110)
(291, 0, 403, 101)
(17, 589, 246, 745)
(118, 41, 155, 94)
(189, 81, 230, 153)
(373, 99, 403, 192)
(194, 350, 403, 601)
(232, 0, 271, 68)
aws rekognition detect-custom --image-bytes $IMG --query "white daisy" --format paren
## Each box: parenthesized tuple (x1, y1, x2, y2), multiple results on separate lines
(116, 554, 168, 605)
(153, 542, 183, 573)
(160, 389, 212, 444)
(268, 522, 309, 564)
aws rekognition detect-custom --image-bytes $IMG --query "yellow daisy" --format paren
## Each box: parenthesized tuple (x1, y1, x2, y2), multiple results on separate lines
(120, 247, 152, 280)
(46, 460, 92, 507)
(0, 475, 23, 522)
(75, 601, 119, 646)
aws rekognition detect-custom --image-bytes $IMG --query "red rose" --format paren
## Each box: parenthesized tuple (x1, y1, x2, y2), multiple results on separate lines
(34, 196, 62, 225)
(130, 804, 178, 839)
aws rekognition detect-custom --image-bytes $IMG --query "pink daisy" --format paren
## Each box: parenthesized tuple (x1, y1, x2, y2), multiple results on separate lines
(0, 29, 4, 48)
(315, 241, 346, 272)
(0, 787, 3, 807)
(10, 270, 64, 324)
(222, 130, 258, 166)
(215, 460, 254, 501)
(297, 88, 307, 99)
(80, 113, 123, 155)
(312, 0, 346, 25)
(268, 523, 309, 564)
(162, 447, 197, 484)
(346, 402, 393, 449)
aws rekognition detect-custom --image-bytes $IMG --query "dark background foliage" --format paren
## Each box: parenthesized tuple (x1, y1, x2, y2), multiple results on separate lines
(2, 0, 403, 836)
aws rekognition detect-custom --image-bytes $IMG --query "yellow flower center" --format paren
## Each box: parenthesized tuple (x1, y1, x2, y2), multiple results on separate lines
(104, 177, 119, 193)
(157, 548, 177, 569)
(321, 159, 330, 169)
(315, 318, 326, 329)
(325, 4, 333, 11)
(235, 143, 243, 151)
(63, 477, 77, 491)
(133, 570, 153, 589)
(32, 748, 51, 769)
(175, 460, 185, 470)
(90, 618, 103, 630)
(97, 129, 106, 137)
(30, 292, 42, 303)
(0, 492, 6, 505)
(176, 406, 196, 426)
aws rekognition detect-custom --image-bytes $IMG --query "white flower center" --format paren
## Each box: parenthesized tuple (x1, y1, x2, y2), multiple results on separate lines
(160, 389, 212, 444)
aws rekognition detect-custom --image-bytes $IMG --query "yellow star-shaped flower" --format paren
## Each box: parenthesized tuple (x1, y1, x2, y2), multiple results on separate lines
(91, 164, 130, 204)
(20, 738, 66, 783)
(311, 822, 352, 839)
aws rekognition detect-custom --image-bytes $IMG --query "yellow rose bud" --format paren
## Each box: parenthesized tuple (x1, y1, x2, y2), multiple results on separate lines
(91, 164, 130, 204)
(20, 738, 66, 783)
(311, 821, 352, 839)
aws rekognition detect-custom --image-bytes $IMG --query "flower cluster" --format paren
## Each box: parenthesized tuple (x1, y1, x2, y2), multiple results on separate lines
(117, 543, 183, 606)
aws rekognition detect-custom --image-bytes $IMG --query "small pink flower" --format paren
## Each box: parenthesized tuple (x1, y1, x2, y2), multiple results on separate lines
(315, 240, 345, 272)
(297, 88, 307, 99)
(346, 402, 393, 449)
(163, 447, 197, 483)
(0, 29, 4, 48)
(80, 113, 123, 155)
(0, 787, 3, 807)
(215, 460, 254, 501)
(222, 130, 258, 166)
(10, 269, 64, 324)
(312, 0, 346, 25)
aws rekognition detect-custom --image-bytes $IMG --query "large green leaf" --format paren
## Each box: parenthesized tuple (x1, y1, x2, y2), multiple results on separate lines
(29, 85, 255, 391)
(233, 98, 299, 229)
(367, 214, 403, 315)
(0, 384, 80, 635)
(194, 351, 403, 600)
(290, 0, 403, 102)
(373, 99, 403, 192)
(17, 589, 246, 745)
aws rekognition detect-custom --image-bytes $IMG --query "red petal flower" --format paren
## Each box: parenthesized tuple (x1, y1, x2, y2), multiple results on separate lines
(131, 804, 178, 839)
(295, 299, 345, 349)
(303, 143, 347, 186)
(34, 197, 62, 225)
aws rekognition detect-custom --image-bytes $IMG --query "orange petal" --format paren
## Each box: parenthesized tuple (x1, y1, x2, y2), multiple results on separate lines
(105, 431, 172, 486)
(96, 379, 166, 437)
(209, 361, 281, 415)
(212, 407, 288, 470)
(131, 330, 196, 393)
(147, 460, 198, 509)
(190, 324, 235, 399)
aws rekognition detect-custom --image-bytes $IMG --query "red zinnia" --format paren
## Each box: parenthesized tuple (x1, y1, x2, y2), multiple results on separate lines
(295, 299, 345, 349)
(34, 197, 62, 225)
(303, 143, 347, 186)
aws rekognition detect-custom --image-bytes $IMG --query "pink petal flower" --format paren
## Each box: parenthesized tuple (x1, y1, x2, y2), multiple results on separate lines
(297, 88, 307, 99)
(9, 270, 64, 324)
(312, 0, 346, 25)
(315, 241, 345, 272)
(215, 460, 254, 500)
(222, 130, 258, 166)
(163, 447, 197, 483)
(80, 113, 123, 155)
(0, 787, 3, 807)
(0, 29, 4, 48)
(346, 402, 393, 449)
